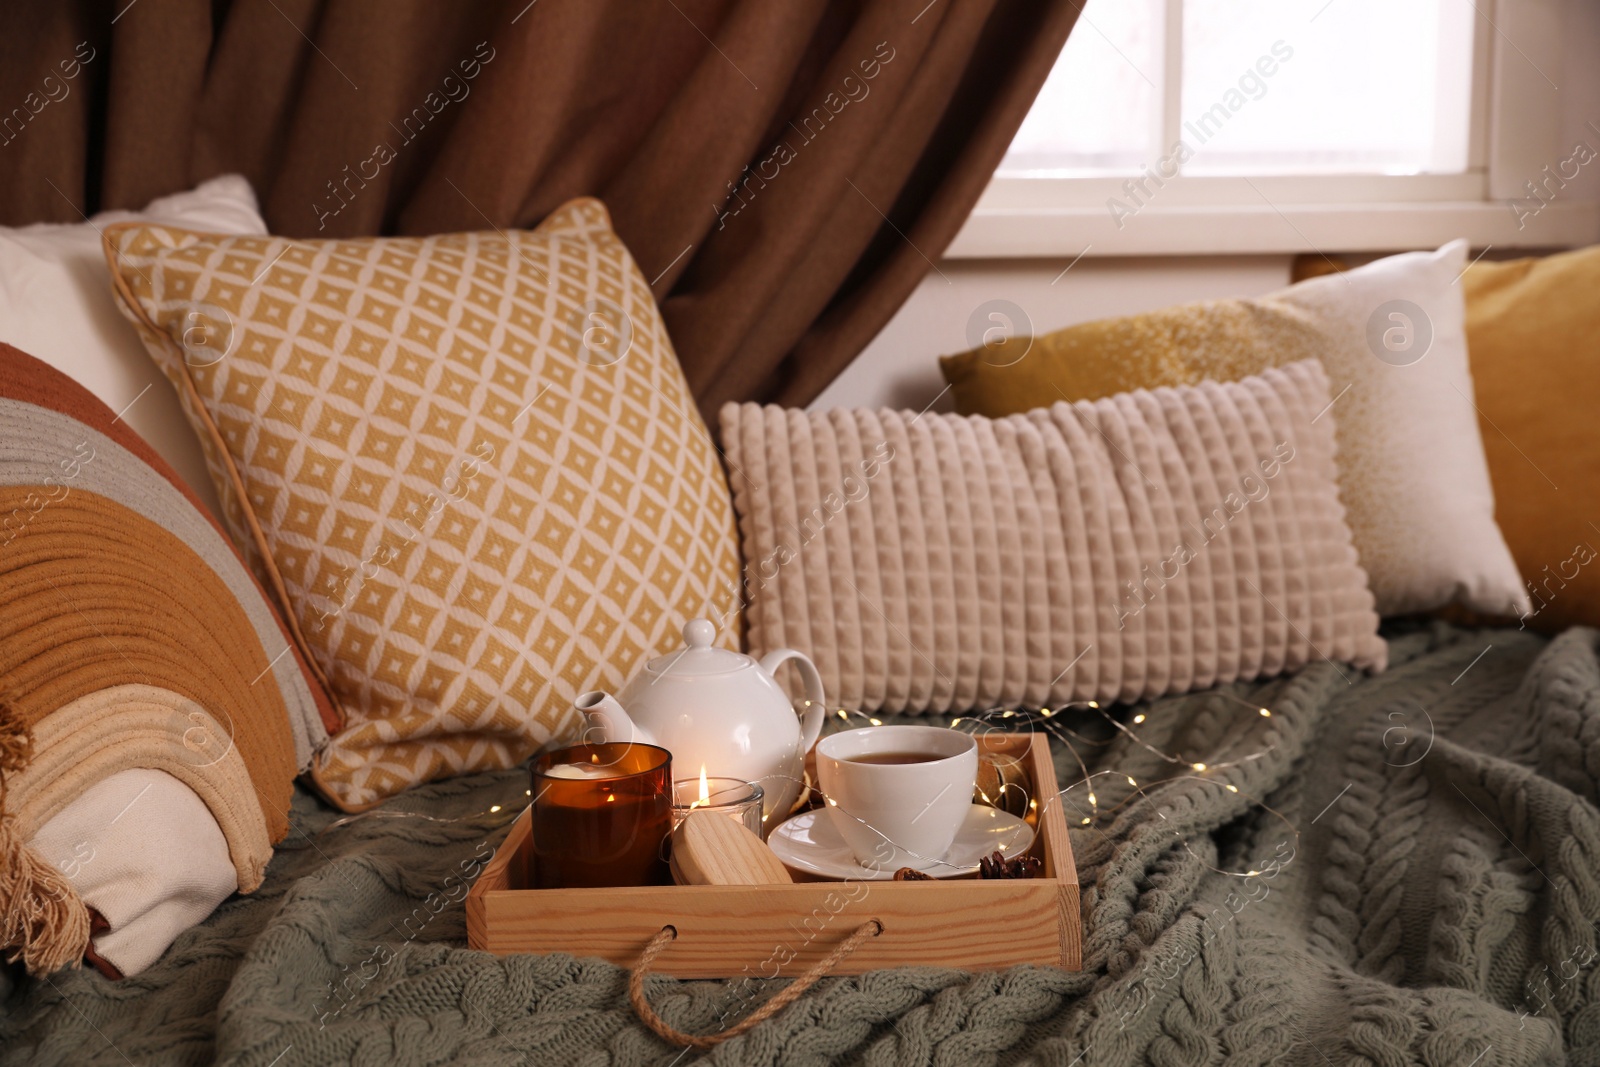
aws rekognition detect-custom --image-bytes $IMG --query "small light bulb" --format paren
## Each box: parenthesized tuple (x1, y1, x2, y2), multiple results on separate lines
(837, 709, 849, 720)
(1133, 714, 1146, 724)
(1225, 784, 1239, 793)
(1259, 708, 1271, 718)
(1246, 870, 1261, 877)
(1081, 817, 1092, 824)
(1029, 799, 1038, 810)
(1127, 776, 1138, 786)
(1087, 793, 1097, 805)
(1088, 701, 1099, 709)
(869, 718, 882, 726)
(489, 804, 501, 813)
(1193, 762, 1207, 772)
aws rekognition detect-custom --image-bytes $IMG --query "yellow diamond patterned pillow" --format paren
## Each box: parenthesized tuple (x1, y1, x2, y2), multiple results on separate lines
(103, 199, 742, 811)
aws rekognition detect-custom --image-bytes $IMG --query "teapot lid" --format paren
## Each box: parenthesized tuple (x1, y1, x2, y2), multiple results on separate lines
(644, 619, 750, 677)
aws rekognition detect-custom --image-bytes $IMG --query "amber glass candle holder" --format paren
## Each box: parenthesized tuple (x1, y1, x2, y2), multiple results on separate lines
(531, 743, 672, 889)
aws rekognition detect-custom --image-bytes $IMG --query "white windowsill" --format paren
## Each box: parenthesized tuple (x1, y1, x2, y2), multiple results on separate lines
(946, 199, 1600, 259)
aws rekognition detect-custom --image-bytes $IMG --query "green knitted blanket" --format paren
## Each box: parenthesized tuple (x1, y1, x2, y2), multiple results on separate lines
(3, 623, 1598, 1065)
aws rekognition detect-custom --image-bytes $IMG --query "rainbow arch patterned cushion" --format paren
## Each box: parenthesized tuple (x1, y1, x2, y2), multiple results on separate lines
(0, 342, 334, 975)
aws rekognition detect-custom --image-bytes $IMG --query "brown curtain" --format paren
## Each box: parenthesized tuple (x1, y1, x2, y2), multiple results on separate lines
(0, 0, 1079, 419)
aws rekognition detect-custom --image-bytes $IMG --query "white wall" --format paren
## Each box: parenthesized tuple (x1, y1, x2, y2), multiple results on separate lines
(811, 255, 1292, 413)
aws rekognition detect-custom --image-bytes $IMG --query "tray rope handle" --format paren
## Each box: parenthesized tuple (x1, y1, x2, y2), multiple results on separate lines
(627, 919, 883, 1049)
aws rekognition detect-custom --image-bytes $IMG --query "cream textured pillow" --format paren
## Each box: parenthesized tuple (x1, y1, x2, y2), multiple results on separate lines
(722, 360, 1385, 714)
(0, 174, 269, 519)
(940, 241, 1527, 618)
(105, 199, 743, 810)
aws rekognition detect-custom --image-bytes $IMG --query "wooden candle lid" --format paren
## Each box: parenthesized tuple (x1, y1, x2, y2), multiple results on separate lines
(671, 811, 793, 886)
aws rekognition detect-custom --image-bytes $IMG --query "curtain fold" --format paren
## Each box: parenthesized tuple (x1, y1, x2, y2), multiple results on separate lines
(0, 0, 1080, 418)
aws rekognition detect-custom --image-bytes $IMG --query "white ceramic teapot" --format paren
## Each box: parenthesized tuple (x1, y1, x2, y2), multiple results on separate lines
(574, 619, 825, 825)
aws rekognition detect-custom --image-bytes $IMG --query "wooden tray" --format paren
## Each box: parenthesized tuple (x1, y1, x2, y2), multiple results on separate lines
(466, 732, 1079, 977)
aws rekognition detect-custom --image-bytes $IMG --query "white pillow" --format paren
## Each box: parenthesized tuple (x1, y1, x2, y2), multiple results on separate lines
(0, 175, 268, 518)
(1278, 240, 1527, 616)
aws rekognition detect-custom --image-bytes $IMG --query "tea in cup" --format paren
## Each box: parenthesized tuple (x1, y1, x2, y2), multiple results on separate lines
(815, 725, 977, 872)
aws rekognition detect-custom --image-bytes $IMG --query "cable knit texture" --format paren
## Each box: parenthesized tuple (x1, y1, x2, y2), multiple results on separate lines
(722, 359, 1384, 714)
(1, 623, 1597, 1066)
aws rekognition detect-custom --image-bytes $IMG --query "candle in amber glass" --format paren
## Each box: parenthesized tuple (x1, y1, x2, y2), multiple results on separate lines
(531, 743, 672, 889)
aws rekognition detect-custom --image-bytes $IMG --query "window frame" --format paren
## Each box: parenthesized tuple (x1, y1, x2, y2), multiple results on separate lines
(949, 0, 1599, 258)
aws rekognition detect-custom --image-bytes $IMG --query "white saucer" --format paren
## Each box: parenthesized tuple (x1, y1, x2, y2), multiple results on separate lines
(768, 804, 1036, 881)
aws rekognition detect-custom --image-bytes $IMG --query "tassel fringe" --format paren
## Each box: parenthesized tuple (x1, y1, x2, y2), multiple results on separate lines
(0, 698, 90, 975)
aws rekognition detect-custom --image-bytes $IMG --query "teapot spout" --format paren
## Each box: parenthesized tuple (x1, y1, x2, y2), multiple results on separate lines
(574, 690, 650, 746)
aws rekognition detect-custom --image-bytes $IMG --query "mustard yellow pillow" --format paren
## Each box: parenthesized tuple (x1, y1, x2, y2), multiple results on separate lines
(104, 199, 743, 810)
(941, 301, 1322, 418)
(940, 243, 1527, 621)
(1461, 246, 1600, 631)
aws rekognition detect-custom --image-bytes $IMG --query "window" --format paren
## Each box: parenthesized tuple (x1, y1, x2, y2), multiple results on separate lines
(1003, 0, 1474, 179)
(952, 0, 1594, 257)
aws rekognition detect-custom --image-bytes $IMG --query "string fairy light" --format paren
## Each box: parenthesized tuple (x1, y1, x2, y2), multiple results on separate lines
(309, 692, 1296, 865)
(316, 800, 524, 838)
(912, 692, 1302, 883)
(819, 694, 1300, 881)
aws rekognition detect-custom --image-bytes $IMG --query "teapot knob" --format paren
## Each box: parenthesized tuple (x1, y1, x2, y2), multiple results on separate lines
(683, 618, 716, 649)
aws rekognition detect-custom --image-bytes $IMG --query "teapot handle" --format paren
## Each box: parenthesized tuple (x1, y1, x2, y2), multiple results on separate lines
(758, 648, 826, 754)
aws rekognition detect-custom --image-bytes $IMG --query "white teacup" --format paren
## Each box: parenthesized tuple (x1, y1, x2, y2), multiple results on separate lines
(815, 725, 977, 872)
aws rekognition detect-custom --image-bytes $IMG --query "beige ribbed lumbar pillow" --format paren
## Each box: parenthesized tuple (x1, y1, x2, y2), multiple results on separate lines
(721, 359, 1384, 714)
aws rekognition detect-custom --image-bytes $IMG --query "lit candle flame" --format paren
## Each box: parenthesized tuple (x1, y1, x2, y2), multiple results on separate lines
(606, 794, 615, 803)
(689, 765, 710, 810)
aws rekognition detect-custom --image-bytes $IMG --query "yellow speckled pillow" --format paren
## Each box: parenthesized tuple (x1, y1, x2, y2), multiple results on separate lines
(941, 242, 1527, 619)
(104, 199, 743, 810)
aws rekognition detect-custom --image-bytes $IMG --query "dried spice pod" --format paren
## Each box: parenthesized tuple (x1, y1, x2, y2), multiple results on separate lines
(892, 867, 934, 881)
(978, 850, 1043, 879)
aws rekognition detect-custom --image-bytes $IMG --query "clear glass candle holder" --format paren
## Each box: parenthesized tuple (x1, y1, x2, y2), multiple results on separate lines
(671, 776, 765, 838)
